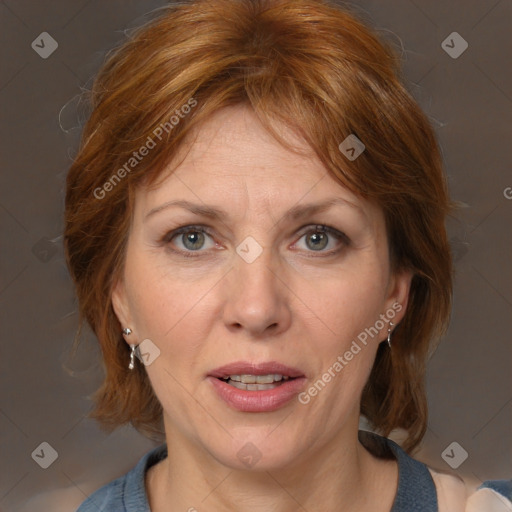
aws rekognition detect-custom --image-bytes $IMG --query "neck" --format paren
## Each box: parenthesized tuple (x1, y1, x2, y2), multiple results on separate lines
(146, 420, 397, 512)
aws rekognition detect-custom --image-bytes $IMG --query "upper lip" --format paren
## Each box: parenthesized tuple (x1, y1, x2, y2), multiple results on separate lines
(209, 361, 306, 379)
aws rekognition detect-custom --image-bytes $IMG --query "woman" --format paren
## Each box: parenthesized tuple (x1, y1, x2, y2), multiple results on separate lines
(64, 0, 511, 510)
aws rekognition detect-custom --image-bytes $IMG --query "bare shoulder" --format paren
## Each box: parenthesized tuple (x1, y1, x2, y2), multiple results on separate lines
(466, 480, 512, 512)
(428, 468, 512, 512)
(428, 467, 468, 512)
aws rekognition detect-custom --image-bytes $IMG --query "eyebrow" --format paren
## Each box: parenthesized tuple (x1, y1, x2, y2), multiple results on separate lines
(144, 197, 365, 223)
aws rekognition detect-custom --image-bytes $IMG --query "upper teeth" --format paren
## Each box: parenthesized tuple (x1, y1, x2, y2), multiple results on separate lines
(226, 374, 290, 384)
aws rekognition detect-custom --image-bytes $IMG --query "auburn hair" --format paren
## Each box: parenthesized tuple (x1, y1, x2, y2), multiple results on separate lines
(64, 0, 453, 453)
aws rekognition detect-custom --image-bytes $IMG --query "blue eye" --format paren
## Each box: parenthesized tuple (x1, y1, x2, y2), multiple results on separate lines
(165, 226, 216, 254)
(162, 224, 349, 258)
(295, 225, 349, 254)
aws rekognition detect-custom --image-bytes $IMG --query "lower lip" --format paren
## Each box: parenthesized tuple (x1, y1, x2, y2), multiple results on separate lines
(208, 376, 307, 412)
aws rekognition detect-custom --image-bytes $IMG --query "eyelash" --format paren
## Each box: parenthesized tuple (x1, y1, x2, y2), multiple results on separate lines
(161, 224, 350, 259)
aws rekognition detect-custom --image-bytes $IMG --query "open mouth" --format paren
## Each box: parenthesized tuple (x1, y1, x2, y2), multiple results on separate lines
(218, 374, 294, 391)
(209, 364, 307, 412)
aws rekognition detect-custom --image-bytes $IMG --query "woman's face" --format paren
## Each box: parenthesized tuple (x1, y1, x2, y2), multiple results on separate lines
(113, 105, 411, 470)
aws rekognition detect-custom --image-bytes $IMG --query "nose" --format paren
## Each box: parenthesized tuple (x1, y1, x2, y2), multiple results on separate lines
(221, 244, 292, 337)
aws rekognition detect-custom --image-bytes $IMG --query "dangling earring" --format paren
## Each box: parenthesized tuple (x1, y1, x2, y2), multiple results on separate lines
(122, 328, 136, 369)
(128, 344, 137, 370)
(387, 322, 394, 348)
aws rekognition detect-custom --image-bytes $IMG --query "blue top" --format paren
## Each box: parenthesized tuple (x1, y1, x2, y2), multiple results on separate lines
(76, 430, 511, 511)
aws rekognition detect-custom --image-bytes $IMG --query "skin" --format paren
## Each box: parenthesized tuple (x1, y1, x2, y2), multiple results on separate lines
(112, 105, 412, 512)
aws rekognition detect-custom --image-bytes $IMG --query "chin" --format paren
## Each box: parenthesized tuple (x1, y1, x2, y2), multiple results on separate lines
(207, 434, 304, 472)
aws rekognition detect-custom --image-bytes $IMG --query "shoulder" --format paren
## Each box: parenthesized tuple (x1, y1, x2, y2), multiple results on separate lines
(76, 443, 167, 512)
(428, 467, 468, 512)
(75, 473, 127, 512)
(359, 431, 512, 512)
(466, 479, 512, 512)
(360, 430, 439, 510)
(427, 463, 512, 512)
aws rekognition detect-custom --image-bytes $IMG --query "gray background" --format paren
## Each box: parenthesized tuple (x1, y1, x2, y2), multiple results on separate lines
(0, 0, 511, 510)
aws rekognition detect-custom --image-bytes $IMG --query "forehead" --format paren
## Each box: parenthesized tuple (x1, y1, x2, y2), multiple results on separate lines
(136, 105, 378, 223)
(165, 106, 323, 184)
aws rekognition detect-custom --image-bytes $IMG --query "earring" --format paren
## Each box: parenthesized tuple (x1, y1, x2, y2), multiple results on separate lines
(387, 322, 394, 348)
(122, 327, 133, 335)
(128, 344, 137, 370)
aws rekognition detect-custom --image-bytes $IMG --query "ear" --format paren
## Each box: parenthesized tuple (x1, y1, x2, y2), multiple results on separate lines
(384, 267, 413, 325)
(111, 277, 135, 343)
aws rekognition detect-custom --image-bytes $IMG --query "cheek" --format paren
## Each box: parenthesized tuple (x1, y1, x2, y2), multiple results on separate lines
(123, 258, 215, 417)
(295, 262, 389, 345)
(125, 249, 205, 331)
(295, 274, 385, 425)
(291, 260, 389, 408)
(123, 252, 223, 371)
